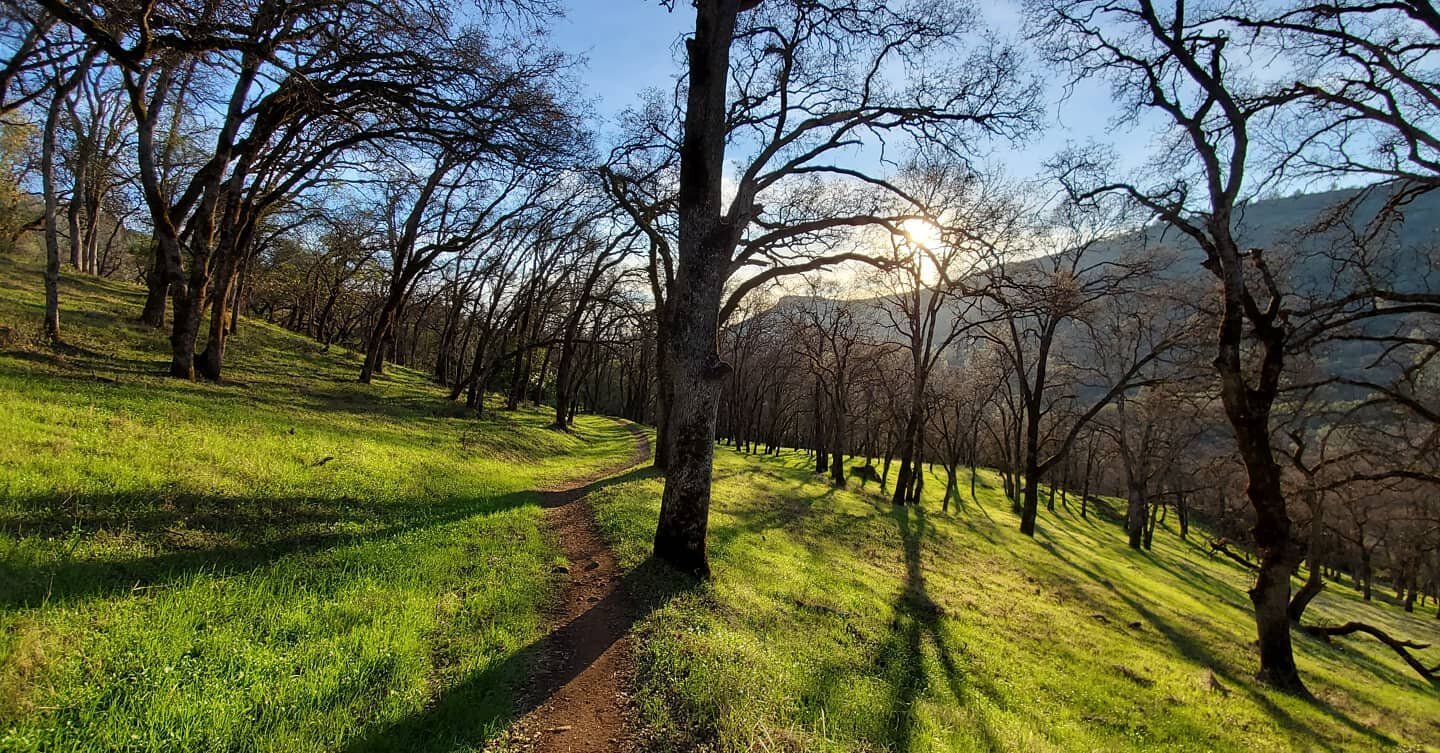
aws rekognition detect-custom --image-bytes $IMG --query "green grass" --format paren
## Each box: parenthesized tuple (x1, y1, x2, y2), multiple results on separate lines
(591, 449, 1440, 752)
(0, 255, 639, 752)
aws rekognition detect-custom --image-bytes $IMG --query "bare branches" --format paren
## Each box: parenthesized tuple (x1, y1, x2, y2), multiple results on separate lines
(1302, 621, 1439, 684)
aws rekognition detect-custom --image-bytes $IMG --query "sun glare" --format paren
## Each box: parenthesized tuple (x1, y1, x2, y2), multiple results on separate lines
(901, 218, 942, 250)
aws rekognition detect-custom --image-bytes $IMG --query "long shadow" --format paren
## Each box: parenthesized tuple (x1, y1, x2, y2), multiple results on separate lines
(1038, 545, 1394, 751)
(341, 557, 694, 753)
(292, 385, 479, 421)
(538, 465, 659, 509)
(2, 422, 651, 609)
(1141, 543, 1434, 716)
(0, 490, 538, 609)
(877, 505, 1003, 752)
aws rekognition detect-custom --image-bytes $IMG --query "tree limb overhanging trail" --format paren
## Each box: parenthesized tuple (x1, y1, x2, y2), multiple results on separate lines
(494, 421, 653, 753)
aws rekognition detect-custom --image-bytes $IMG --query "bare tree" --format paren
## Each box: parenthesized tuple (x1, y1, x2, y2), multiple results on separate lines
(977, 194, 1177, 536)
(636, 0, 1038, 575)
(1029, 0, 1315, 690)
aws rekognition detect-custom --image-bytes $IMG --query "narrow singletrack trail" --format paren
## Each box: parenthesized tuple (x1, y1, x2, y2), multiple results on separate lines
(495, 421, 652, 753)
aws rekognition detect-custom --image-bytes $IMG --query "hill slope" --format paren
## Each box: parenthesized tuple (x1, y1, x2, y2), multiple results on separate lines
(0, 255, 638, 752)
(769, 182, 1440, 347)
(591, 449, 1440, 752)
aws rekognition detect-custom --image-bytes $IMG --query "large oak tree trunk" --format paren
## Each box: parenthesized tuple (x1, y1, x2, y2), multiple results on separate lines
(168, 258, 208, 380)
(653, 240, 728, 577)
(653, 0, 747, 578)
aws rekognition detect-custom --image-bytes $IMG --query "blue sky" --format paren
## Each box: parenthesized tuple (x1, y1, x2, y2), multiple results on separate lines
(547, 1, 1147, 182)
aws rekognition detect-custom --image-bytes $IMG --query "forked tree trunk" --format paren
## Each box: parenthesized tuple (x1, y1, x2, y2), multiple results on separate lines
(1203, 222, 1306, 693)
(360, 289, 403, 384)
(168, 260, 208, 380)
(891, 409, 919, 506)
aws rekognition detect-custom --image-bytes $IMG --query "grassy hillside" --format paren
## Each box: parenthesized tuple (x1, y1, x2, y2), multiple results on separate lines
(591, 450, 1440, 752)
(0, 256, 638, 752)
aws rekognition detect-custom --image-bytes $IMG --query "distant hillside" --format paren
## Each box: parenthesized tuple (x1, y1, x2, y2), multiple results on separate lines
(764, 183, 1439, 381)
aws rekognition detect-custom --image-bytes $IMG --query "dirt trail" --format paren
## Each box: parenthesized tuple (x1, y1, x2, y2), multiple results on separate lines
(496, 421, 651, 753)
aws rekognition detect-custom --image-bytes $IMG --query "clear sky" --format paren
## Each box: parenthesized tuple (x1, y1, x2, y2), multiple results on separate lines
(546, 0, 1150, 183)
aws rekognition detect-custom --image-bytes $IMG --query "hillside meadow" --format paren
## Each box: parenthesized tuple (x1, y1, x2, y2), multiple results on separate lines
(0, 257, 638, 752)
(1, 258, 1437, 752)
(590, 449, 1440, 753)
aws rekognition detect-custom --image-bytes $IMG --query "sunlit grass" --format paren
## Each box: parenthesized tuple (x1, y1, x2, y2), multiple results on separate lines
(0, 255, 637, 752)
(591, 448, 1440, 753)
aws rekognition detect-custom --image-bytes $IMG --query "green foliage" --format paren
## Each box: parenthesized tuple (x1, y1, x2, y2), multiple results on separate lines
(0, 121, 37, 256)
(591, 450, 1440, 753)
(0, 255, 637, 752)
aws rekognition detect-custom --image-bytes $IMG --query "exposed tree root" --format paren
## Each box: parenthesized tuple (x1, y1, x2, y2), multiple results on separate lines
(1302, 621, 1439, 684)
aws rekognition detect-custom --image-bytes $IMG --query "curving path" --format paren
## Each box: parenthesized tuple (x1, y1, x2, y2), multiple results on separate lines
(494, 421, 651, 753)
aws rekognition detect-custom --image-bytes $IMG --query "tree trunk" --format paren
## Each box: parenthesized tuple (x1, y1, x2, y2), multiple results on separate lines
(1210, 226, 1304, 692)
(168, 256, 208, 380)
(653, 247, 728, 577)
(1360, 547, 1373, 601)
(1019, 429, 1041, 535)
(1126, 482, 1147, 551)
(1251, 552, 1302, 692)
(40, 81, 66, 343)
(652, 0, 748, 578)
(197, 230, 247, 381)
(1288, 501, 1326, 623)
(653, 310, 674, 470)
(140, 242, 169, 327)
(360, 285, 404, 383)
(891, 409, 920, 506)
(66, 167, 83, 270)
(813, 378, 828, 474)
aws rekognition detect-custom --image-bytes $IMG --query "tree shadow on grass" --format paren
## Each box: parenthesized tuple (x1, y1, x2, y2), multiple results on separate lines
(341, 557, 695, 753)
(1042, 548, 1396, 752)
(873, 505, 1003, 752)
(0, 490, 537, 609)
(537, 465, 659, 509)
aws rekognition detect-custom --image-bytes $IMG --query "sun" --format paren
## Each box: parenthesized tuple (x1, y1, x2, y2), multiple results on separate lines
(901, 218, 942, 250)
